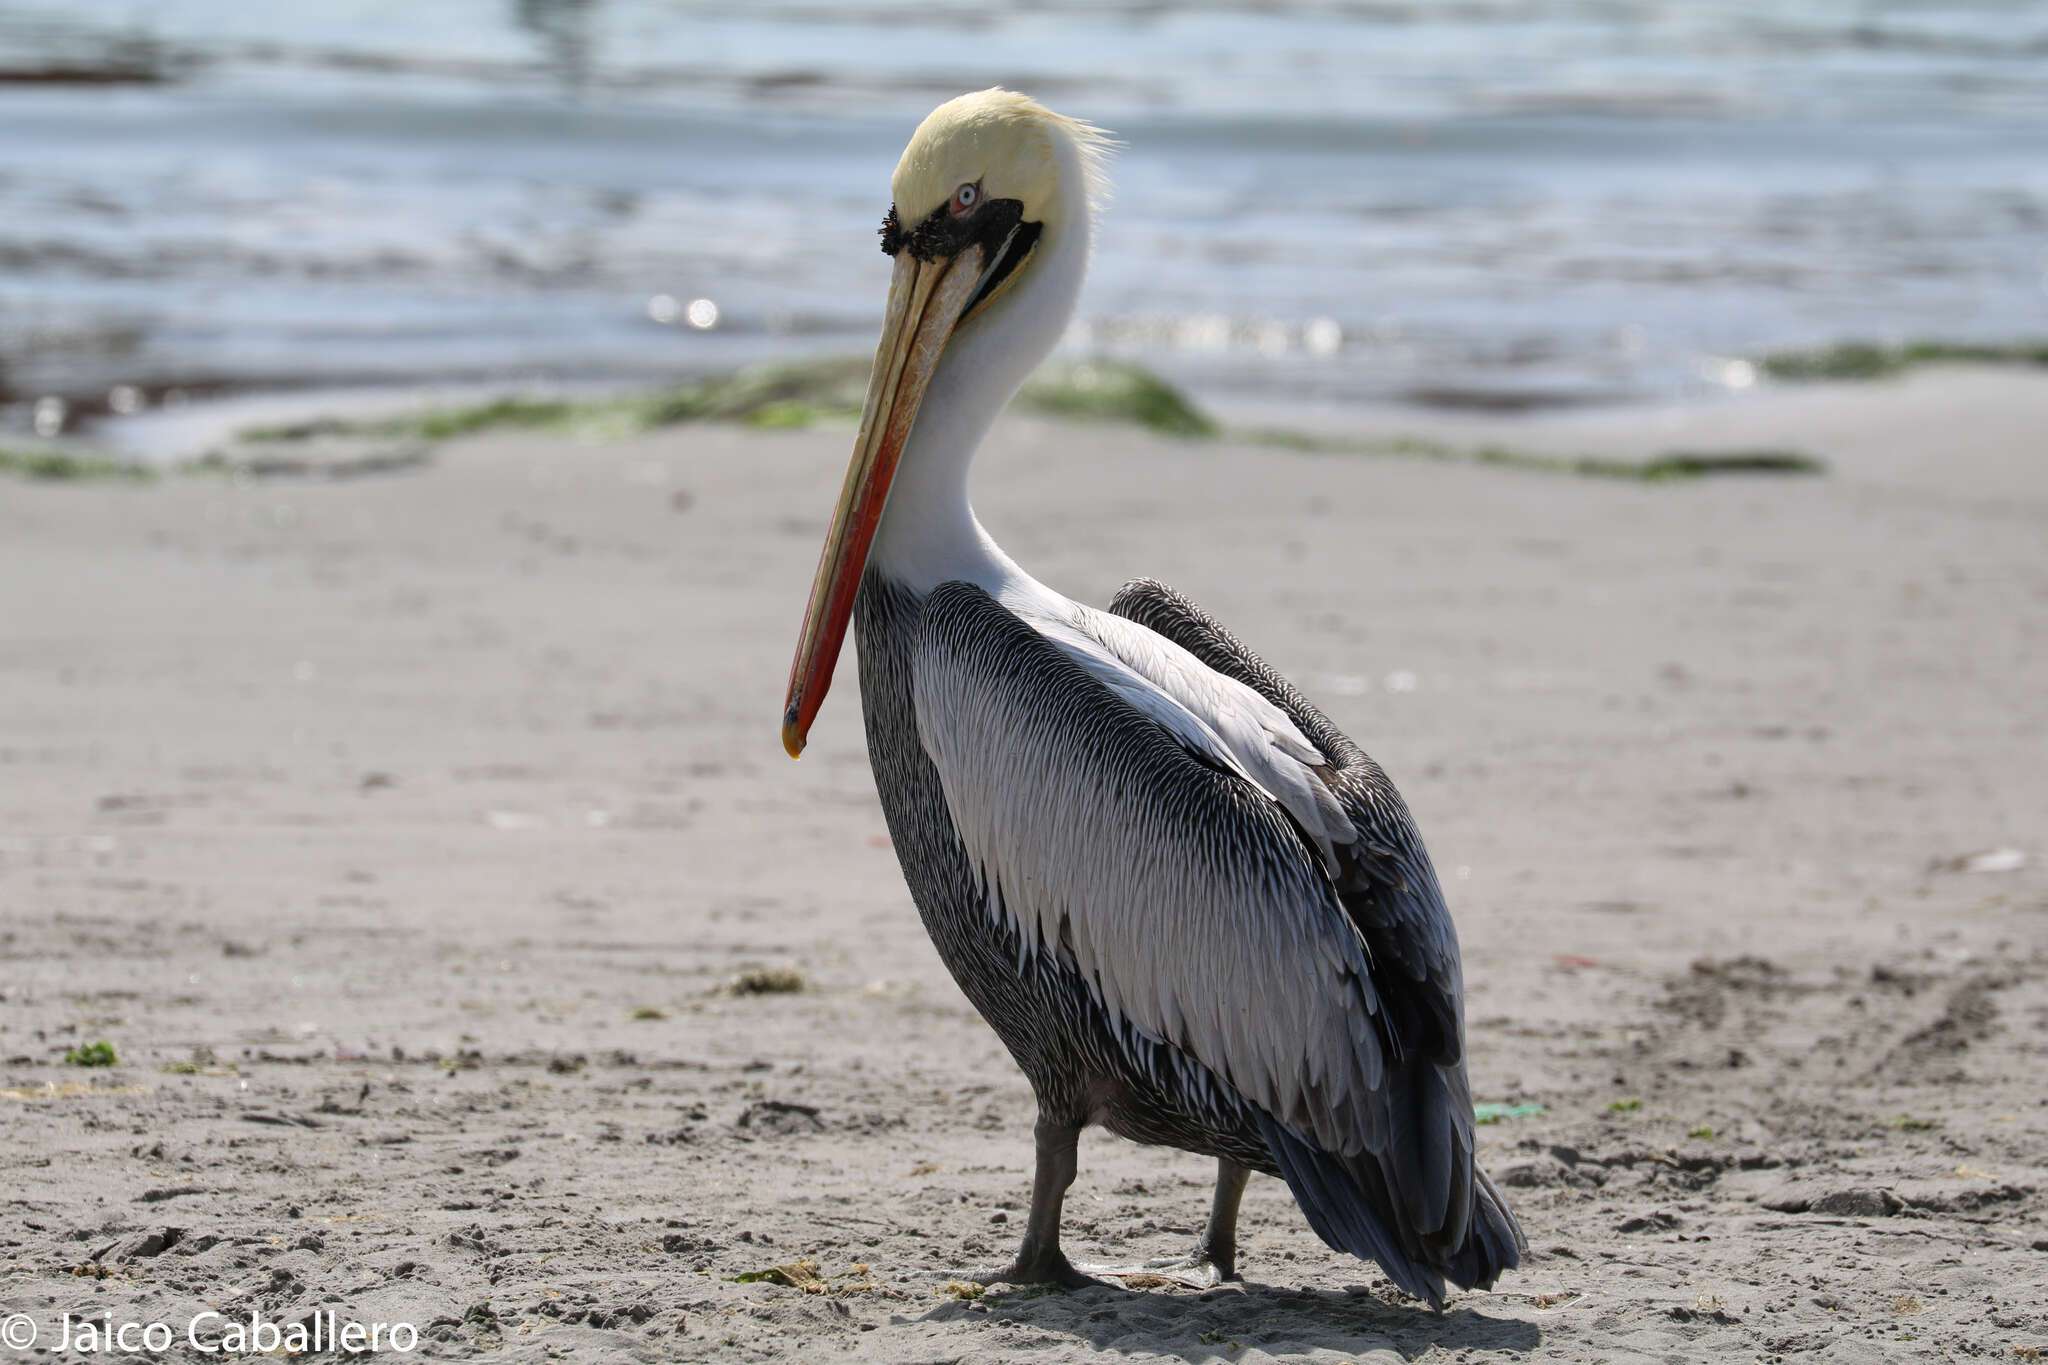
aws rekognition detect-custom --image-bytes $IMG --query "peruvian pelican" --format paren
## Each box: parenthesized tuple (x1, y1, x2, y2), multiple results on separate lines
(782, 90, 1524, 1304)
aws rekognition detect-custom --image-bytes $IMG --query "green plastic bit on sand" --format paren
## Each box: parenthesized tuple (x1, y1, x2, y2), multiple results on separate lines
(1473, 1102, 1545, 1125)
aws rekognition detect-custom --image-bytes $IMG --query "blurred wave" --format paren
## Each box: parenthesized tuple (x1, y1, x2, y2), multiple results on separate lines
(3, 0, 2046, 434)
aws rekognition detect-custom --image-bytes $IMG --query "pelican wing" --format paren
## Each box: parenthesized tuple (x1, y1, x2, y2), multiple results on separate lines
(1107, 578, 1468, 1070)
(1106, 578, 1533, 1282)
(1029, 604, 1358, 867)
(910, 581, 1491, 1265)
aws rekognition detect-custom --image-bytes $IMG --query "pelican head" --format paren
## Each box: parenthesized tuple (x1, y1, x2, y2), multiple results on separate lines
(782, 90, 1112, 758)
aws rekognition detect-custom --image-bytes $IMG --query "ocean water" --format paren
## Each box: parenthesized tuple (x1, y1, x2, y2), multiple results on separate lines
(3, 0, 2047, 440)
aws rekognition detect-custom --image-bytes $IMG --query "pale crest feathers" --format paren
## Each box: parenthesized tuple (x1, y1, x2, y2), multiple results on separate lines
(892, 88, 1115, 229)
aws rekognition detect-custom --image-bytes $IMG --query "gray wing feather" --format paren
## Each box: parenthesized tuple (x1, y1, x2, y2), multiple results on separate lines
(911, 582, 1394, 1157)
(1109, 577, 1466, 1064)
(1107, 577, 1516, 1258)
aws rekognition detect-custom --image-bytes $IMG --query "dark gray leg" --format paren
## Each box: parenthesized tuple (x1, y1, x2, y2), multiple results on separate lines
(1194, 1158, 1250, 1279)
(983, 1114, 1100, 1289)
(1089, 1162, 1245, 1285)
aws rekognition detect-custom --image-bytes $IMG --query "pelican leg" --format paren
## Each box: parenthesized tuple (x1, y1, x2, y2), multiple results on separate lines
(1076, 1157, 1249, 1288)
(1139, 1157, 1250, 1283)
(1049, 1157, 1251, 1291)
(981, 1114, 1102, 1290)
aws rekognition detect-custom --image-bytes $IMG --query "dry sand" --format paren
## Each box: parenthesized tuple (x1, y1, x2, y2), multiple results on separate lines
(3, 367, 2045, 1362)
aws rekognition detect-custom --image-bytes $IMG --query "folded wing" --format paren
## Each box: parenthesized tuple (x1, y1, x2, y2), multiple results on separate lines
(910, 580, 1523, 1300)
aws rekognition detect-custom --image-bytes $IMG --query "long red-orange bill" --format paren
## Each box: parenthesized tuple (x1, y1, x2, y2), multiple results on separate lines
(781, 243, 986, 758)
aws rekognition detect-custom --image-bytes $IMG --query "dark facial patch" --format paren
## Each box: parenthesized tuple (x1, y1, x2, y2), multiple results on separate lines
(880, 196, 1028, 263)
(958, 218, 1042, 321)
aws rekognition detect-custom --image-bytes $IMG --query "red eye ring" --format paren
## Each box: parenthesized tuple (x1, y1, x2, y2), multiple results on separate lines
(950, 181, 980, 215)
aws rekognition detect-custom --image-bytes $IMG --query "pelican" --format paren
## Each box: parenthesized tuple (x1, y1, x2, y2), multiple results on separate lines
(782, 90, 1524, 1304)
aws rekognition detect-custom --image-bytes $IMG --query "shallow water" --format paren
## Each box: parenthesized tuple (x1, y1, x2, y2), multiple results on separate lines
(3, 0, 2047, 438)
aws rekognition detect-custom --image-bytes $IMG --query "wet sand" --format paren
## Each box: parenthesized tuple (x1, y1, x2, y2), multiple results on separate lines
(3, 368, 2045, 1362)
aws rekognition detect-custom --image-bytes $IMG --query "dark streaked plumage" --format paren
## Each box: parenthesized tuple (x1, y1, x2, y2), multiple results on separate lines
(855, 569, 1524, 1304)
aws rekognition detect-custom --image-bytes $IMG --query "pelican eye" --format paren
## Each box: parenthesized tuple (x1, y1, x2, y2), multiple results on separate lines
(887, 189, 1028, 263)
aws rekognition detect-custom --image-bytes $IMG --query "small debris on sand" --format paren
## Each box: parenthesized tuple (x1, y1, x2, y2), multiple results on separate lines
(730, 967, 807, 995)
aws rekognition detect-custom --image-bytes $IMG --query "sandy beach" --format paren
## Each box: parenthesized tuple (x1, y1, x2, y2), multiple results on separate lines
(3, 368, 2045, 1362)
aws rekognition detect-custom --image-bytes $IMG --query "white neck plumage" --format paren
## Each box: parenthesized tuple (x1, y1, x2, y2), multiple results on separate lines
(867, 150, 1094, 605)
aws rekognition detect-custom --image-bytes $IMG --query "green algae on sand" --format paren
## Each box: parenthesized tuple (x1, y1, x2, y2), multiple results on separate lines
(1758, 339, 2048, 382)
(0, 444, 156, 482)
(8, 354, 1827, 484)
(1238, 427, 1824, 482)
(228, 354, 1819, 482)
(238, 356, 1214, 445)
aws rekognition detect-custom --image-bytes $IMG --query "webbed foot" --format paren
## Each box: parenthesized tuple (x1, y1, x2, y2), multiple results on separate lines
(1070, 1251, 1232, 1290)
(975, 1251, 1107, 1291)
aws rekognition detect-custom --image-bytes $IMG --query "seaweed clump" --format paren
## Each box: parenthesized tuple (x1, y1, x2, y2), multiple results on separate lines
(1239, 428, 1824, 483)
(730, 967, 807, 996)
(64, 1040, 119, 1067)
(18, 350, 1832, 488)
(0, 445, 155, 482)
(239, 355, 1218, 446)
(1017, 360, 1218, 437)
(1758, 339, 2048, 382)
